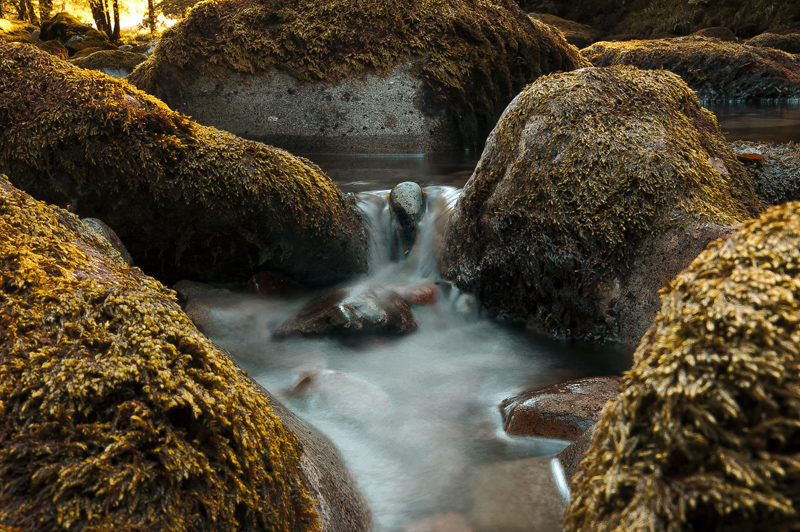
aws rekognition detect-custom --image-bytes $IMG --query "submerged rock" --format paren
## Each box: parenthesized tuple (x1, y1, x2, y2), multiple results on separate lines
(500, 376, 622, 440)
(0, 42, 369, 285)
(745, 32, 800, 54)
(442, 65, 762, 343)
(39, 12, 116, 56)
(566, 202, 800, 531)
(0, 174, 373, 531)
(69, 49, 147, 77)
(289, 368, 392, 422)
(732, 140, 800, 205)
(128, 0, 588, 153)
(581, 37, 800, 101)
(274, 285, 418, 338)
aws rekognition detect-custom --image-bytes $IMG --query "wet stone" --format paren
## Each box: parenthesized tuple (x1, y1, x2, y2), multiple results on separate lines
(245, 270, 308, 299)
(289, 368, 392, 422)
(500, 376, 623, 440)
(390, 181, 426, 260)
(274, 284, 418, 338)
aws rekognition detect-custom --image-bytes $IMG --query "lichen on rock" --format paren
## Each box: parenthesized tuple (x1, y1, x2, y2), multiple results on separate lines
(441, 65, 762, 342)
(128, 0, 588, 151)
(581, 37, 800, 101)
(565, 201, 800, 531)
(0, 174, 319, 531)
(0, 41, 368, 285)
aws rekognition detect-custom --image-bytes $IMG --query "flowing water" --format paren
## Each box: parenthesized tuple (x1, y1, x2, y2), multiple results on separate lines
(192, 105, 794, 531)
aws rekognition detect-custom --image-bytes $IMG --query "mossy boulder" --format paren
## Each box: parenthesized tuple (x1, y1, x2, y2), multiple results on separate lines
(0, 174, 343, 531)
(0, 41, 368, 285)
(529, 12, 601, 48)
(128, 0, 588, 153)
(732, 140, 800, 206)
(581, 37, 800, 101)
(0, 18, 37, 43)
(441, 65, 762, 343)
(565, 201, 800, 531)
(40, 12, 117, 55)
(745, 32, 800, 54)
(37, 38, 69, 59)
(70, 49, 147, 78)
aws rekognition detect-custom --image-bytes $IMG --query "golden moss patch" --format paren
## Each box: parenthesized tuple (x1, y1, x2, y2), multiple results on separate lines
(0, 41, 368, 284)
(129, 0, 588, 149)
(0, 175, 319, 531)
(566, 201, 800, 531)
(69, 49, 147, 72)
(745, 32, 800, 54)
(40, 12, 116, 53)
(0, 18, 36, 43)
(442, 65, 762, 340)
(582, 37, 800, 101)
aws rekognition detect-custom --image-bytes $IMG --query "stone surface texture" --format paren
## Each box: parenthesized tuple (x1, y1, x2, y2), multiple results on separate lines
(732, 140, 800, 205)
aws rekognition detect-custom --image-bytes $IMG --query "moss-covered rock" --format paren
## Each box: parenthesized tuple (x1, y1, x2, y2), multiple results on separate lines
(529, 12, 601, 48)
(40, 12, 117, 55)
(69, 49, 147, 77)
(0, 18, 37, 43)
(565, 201, 800, 531)
(128, 0, 588, 153)
(0, 41, 369, 285)
(441, 65, 762, 343)
(37, 38, 68, 59)
(519, 0, 800, 40)
(0, 174, 321, 531)
(581, 37, 800, 101)
(745, 32, 800, 54)
(732, 140, 800, 205)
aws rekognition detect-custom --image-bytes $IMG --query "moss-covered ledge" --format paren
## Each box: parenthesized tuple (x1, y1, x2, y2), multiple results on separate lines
(0, 41, 368, 284)
(0, 174, 319, 531)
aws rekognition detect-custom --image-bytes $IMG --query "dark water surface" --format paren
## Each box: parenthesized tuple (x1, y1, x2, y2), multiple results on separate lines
(703, 101, 800, 143)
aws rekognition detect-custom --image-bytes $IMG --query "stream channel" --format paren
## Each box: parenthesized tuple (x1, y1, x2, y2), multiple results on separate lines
(188, 102, 799, 531)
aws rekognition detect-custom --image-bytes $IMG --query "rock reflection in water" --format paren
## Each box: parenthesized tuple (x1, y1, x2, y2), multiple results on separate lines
(179, 185, 633, 532)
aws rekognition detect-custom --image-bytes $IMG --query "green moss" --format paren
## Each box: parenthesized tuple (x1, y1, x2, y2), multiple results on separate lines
(69, 49, 147, 72)
(129, 0, 588, 149)
(0, 175, 319, 531)
(442, 65, 762, 340)
(40, 12, 116, 52)
(0, 41, 368, 284)
(0, 18, 36, 43)
(745, 32, 800, 54)
(565, 201, 800, 531)
(582, 37, 800, 101)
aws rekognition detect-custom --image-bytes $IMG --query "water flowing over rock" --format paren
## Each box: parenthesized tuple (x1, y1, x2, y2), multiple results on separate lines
(127, 0, 588, 153)
(581, 37, 800, 101)
(732, 140, 800, 205)
(0, 175, 371, 532)
(441, 65, 762, 344)
(274, 285, 418, 338)
(0, 42, 369, 285)
(566, 201, 800, 531)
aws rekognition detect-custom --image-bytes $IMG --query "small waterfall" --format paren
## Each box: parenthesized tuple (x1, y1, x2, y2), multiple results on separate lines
(356, 185, 461, 282)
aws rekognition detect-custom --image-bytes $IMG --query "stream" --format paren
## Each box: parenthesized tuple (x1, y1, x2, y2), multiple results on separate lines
(188, 102, 798, 531)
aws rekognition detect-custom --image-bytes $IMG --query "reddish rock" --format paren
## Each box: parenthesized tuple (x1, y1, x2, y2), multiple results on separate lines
(274, 284, 417, 338)
(736, 152, 766, 166)
(389, 279, 440, 306)
(38, 39, 68, 60)
(500, 376, 622, 440)
(245, 270, 307, 299)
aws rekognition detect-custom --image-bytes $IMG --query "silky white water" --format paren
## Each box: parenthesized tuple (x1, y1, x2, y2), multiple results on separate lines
(191, 177, 633, 531)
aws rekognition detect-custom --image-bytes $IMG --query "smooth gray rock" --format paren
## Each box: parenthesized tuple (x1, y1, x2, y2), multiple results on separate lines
(148, 63, 460, 154)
